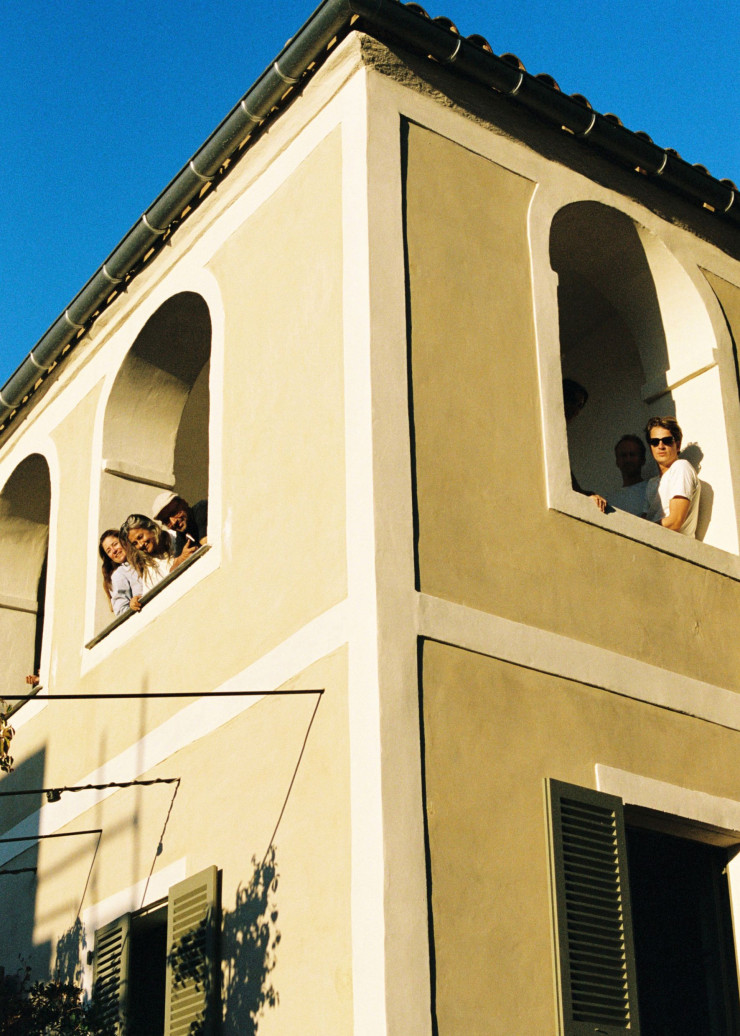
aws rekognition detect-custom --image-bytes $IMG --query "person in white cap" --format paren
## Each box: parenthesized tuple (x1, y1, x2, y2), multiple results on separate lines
(151, 491, 208, 557)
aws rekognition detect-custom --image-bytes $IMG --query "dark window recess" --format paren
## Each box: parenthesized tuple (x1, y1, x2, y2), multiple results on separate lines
(33, 554, 47, 676)
(129, 905, 167, 1036)
(547, 779, 740, 1036)
(625, 826, 740, 1036)
(92, 865, 219, 1036)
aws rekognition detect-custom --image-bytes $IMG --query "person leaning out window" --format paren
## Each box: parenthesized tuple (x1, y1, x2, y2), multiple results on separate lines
(643, 416, 700, 537)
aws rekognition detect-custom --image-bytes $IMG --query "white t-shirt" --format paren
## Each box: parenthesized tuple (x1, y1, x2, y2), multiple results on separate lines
(610, 480, 649, 517)
(644, 459, 700, 537)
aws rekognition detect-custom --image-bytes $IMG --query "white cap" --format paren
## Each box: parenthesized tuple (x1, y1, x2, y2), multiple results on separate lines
(152, 490, 178, 519)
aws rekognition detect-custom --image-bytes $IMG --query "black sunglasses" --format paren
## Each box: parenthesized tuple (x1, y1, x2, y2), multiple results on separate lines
(648, 436, 675, 447)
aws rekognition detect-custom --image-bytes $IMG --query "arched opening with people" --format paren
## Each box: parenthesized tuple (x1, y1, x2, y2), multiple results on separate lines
(0, 454, 51, 695)
(550, 200, 739, 552)
(96, 291, 211, 632)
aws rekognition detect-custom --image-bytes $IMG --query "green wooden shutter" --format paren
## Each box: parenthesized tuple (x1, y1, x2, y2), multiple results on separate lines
(546, 779, 640, 1035)
(164, 865, 220, 1036)
(92, 912, 131, 1035)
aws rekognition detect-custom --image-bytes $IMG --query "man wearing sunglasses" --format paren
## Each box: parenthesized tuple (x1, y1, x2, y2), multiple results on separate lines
(643, 417, 700, 536)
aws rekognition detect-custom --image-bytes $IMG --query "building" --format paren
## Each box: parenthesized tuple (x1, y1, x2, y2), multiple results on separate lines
(1, 1, 740, 1033)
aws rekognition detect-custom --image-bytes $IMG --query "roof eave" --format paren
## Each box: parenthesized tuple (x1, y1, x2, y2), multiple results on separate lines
(1, 0, 736, 431)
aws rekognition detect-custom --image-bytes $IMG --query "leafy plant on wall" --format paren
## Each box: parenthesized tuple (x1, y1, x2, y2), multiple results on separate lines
(0, 966, 114, 1035)
(0, 705, 13, 773)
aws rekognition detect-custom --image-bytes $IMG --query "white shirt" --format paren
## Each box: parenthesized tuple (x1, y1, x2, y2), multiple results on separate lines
(644, 459, 700, 537)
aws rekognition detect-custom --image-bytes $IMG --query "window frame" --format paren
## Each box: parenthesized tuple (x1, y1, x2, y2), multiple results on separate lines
(546, 777, 740, 1036)
(0, 450, 56, 720)
(545, 477, 740, 579)
(85, 543, 211, 650)
(533, 192, 740, 579)
(92, 864, 220, 1036)
(83, 276, 224, 665)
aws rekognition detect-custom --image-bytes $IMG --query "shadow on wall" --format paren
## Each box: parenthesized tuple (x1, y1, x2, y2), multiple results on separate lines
(47, 849, 280, 1034)
(168, 846, 281, 1036)
(0, 455, 51, 695)
(221, 846, 280, 1034)
(0, 749, 49, 981)
(55, 916, 85, 987)
(681, 443, 714, 541)
(552, 202, 669, 498)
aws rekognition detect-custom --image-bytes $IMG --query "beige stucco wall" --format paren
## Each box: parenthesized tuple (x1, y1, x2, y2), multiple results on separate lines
(207, 127, 347, 663)
(703, 271, 740, 346)
(3, 126, 346, 785)
(405, 122, 740, 692)
(1, 649, 352, 1033)
(421, 638, 740, 1035)
(0, 115, 351, 1028)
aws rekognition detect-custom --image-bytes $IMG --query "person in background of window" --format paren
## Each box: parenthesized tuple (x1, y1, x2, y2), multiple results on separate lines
(151, 492, 208, 557)
(610, 434, 649, 516)
(643, 417, 700, 536)
(562, 378, 607, 513)
(120, 514, 198, 597)
(99, 529, 145, 615)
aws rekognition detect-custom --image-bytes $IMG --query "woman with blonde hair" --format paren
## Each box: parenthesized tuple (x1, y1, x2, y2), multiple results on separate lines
(119, 514, 197, 596)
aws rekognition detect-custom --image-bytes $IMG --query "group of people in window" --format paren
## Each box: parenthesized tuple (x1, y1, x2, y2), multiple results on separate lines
(24, 493, 207, 687)
(99, 493, 208, 617)
(564, 379, 700, 537)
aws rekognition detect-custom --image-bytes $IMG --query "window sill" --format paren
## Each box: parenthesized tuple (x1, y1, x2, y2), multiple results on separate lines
(4, 682, 42, 720)
(550, 486, 740, 580)
(85, 544, 211, 649)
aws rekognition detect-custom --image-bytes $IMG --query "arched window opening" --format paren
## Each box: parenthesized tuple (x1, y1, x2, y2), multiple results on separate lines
(551, 201, 737, 552)
(0, 455, 51, 694)
(97, 292, 211, 630)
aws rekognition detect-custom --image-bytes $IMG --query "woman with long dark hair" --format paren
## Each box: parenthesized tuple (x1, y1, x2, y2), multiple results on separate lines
(99, 529, 144, 615)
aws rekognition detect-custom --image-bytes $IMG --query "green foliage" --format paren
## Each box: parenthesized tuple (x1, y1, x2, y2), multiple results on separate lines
(0, 967, 114, 1035)
(0, 703, 14, 773)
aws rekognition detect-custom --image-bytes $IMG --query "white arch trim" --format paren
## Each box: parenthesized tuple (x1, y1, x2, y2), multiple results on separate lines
(0, 440, 61, 727)
(84, 268, 225, 659)
(529, 183, 740, 564)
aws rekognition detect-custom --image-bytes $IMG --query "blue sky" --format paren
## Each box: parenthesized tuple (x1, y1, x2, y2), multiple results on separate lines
(1, 0, 737, 384)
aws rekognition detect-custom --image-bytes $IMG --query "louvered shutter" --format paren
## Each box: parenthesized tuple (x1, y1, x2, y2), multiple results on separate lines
(164, 865, 220, 1036)
(92, 913, 131, 1035)
(546, 779, 640, 1035)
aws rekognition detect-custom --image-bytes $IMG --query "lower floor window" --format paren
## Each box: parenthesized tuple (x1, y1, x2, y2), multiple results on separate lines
(93, 865, 219, 1036)
(625, 824, 740, 1035)
(546, 779, 740, 1036)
